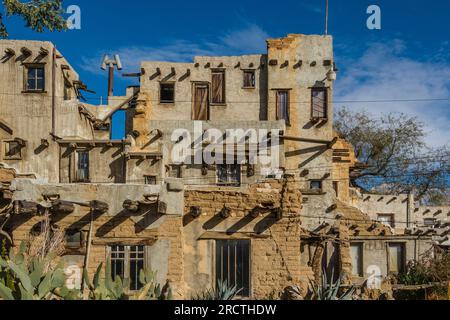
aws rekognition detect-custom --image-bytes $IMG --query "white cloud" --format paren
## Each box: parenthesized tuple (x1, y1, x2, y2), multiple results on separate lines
(80, 24, 270, 74)
(335, 40, 450, 148)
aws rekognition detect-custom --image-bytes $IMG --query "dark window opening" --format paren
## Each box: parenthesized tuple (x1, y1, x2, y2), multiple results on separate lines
(75, 150, 90, 183)
(310, 180, 323, 191)
(64, 83, 72, 100)
(217, 164, 241, 186)
(144, 175, 157, 185)
(311, 88, 328, 119)
(160, 83, 175, 103)
(4, 141, 22, 160)
(65, 230, 83, 248)
(211, 71, 225, 104)
(25, 64, 45, 91)
(333, 181, 339, 197)
(276, 90, 290, 125)
(216, 240, 250, 297)
(243, 70, 255, 88)
(350, 243, 364, 277)
(109, 245, 146, 291)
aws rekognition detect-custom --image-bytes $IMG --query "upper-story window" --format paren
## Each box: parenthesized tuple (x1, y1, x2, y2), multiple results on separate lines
(243, 70, 256, 88)
(211, 70, 226, 104)
(217, 164, 241, 187)
(72, 150, 90, 183)
(378, 214, 395, 228)
(24, 64, 45, 92)
(3, 140, 23, 160)
(160, 83, 175, 103)
(311, 87, 328, 120)
(276, 90, 290, 125)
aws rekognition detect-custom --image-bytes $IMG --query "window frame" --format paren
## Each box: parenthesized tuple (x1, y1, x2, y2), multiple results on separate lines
(211, 69, 226, 105)
(144, 175, 157, 185)
(159, 82, 175, 104)
(3, 140, 23, 160)
(276, 90, 291, 126)
(71, 149, 90, 183)
(215, 239, 251, 298)
(242, 69, 256, 89)
(378, 214, 396, 228)
(310, 180, 323, 191)
(387, 242, 406, 275)
(23, 63, 46, 93)
(311, 87, 328, 120)
(107, 245, 148, 292)
(350, 242, 364, 277)
(216, 164, 242, 187)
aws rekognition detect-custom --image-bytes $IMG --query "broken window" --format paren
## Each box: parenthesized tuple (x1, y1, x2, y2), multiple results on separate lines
(25, 64, 45, 91)
(216, 240, 250, 297)
(310, 180, 323, 191)
(217, 164, 241, 186)
(211, 70, 225, 104)
(73, 150, 90, 183)
(276, 90, 290, 125)
(160, 83, 175, 103)
(3, 140, 22, 160)
(311, 88, 328, 119)
(109, 245, 146, 291)
(378, 214, 395, 228)
(388, 243, 406, 274)
(350, 243, 364, 277)
(243, 70, 255, 88)
(144, 175, 157, 185)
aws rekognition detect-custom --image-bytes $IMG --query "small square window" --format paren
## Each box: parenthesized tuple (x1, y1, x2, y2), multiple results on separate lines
(243, 70, 255, 88)
(160, 83, 175, 103)
(25, 64, 45, 92)
(3, 141, 22, 160)
(378, 214, 395, 228)
(144, 175, 157, 185)
(310, 180, 323, 191)
(424, 218, 437, 228)
(65, 230, 83, 248)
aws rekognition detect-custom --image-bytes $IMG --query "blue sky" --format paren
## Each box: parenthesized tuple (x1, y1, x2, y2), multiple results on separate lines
(1, 0, 449, 145)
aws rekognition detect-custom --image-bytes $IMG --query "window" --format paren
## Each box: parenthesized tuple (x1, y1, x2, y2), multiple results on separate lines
(217, 164, 241, 186)
(350, 243, 364, 277)
(64, 83, 72, 100)
(211, 70, 225, 104)
(109, 245, 146, 291)
(333, 181, 339, 197)
(3, 140, 22, 160)
(243, 70, 255, 88)
(168, 165, 182, 178)
(388, 243, 406, 274)
(160, 83, 175, 103)
(25, 64, 45, 91)
(310, 180, 323, 191)
(311, 87, 328, 119)
(65, 230, 83, 248)
(73, 150, 90, 183)
(378, 214, 395, 228)
(144, 175, 157, 185)
(216, 240, 250, 297)
(424, 218, 437, 228)
(276, 90, 290, 125)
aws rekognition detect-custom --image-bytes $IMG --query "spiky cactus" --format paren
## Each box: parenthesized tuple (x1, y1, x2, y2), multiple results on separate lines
(308, 270, 355, 300)
(192, 280, 242, 300)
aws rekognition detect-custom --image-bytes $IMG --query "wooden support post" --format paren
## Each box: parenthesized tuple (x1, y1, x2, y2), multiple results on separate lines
(81, 209, 94, 296)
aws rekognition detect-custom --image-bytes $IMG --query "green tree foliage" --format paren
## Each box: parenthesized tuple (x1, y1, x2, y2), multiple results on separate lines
(1, 0, 67, 38)
(334, 107, 450, 204)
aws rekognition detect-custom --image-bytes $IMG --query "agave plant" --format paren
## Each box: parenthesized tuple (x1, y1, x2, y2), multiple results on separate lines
(308, 270, 355, 300)
(192, 280, 242, 300)
(83, 260, 171, 300)
(0, 242, 78, 300)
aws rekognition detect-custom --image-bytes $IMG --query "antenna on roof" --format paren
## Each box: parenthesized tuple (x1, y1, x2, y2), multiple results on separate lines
(325, 0, 329, 36)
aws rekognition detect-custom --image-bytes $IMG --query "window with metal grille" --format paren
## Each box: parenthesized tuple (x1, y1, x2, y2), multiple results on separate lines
(217, 164, 241, 186)
(160, 83, 175, 103)
(75, 150, 90, 183)
(109, 245, 146, 291)
(276, 90, 290, 125)
(211, 70, 225, 104)
(216, 240, 250, 297)
(25, 64, 45, 91)
(311, 87, 328, 119)
(243, 70, 255, 88)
